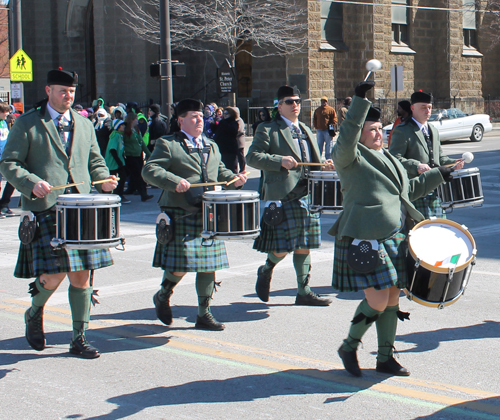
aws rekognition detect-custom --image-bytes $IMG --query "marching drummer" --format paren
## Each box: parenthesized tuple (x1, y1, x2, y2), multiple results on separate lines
(330, 80, 451, 377)
(142, 98, 247, 331)
(389, 91, 464, 218)
(0, 68, 117, 359)
(246, 85, 335, 307)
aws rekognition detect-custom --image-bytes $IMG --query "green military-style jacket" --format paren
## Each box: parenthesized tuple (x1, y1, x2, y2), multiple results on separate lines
(328, 96, 445, 240)
(246, 117, 321, 201)
(0, 103, 109, 212)
(389, 118, 456, 178)
(142, 131, 238, 211)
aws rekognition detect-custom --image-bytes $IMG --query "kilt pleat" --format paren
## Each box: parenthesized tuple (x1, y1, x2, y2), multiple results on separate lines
(413, 191, 445, 219)
(332, 227, 408, 292)
(14, 212, 114, 279)
(152, 207, 229, 272)
(253, 195, 321, 253)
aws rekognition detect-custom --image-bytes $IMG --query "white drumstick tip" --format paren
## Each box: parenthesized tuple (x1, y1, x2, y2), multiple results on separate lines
(366, 59, 382, 72)
(462, 152, 474, 163)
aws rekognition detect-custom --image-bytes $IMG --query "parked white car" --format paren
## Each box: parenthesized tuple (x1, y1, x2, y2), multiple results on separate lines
(383, 108, 492, 143)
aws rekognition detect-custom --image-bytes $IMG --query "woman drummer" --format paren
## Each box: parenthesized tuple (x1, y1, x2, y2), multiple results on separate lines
(329, 80, 451, 377)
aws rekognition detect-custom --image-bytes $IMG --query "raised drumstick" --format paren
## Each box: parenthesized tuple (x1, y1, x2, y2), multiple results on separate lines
(297, 162, 328, 166)
(190, 181, 228, 188)
(226, 171, 251, 186)
(92, 177, 120, 186)
(50, 181, 84, 191)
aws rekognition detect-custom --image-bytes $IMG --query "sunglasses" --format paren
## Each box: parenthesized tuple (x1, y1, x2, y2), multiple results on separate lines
(281, 98, 301, 105)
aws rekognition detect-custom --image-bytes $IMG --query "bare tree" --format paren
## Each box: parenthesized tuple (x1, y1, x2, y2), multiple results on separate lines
(481, 1, 500, 48)
(116, 0, 308, 66)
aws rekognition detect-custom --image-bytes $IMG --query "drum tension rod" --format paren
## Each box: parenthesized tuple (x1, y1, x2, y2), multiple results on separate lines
(438, 266, 456, 310)
(407, 258, 421, 302)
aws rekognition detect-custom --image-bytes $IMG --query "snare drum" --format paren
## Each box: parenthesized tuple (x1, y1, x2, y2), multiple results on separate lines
(201, 190, 260, 240)
(307, 171, 343, 213)
(51, 194, 124, 250)
(405, 219, 476, 309)
(437, 167, 483, 210)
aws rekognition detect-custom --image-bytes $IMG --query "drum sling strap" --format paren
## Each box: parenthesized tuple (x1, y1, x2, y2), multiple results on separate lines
(422, 126, 435, 167)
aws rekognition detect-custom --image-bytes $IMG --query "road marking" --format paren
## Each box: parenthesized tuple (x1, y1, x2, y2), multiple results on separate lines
(2, 301, 499, 418)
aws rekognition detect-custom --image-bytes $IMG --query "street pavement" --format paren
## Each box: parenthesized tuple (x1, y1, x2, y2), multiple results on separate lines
(1, 133, 500, 419)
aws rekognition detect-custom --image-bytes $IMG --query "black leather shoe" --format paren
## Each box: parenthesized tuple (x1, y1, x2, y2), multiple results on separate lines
(25, 308, 45, 351)
(141, 194, 154, 202)
(69, 335, 100, 359)
(338, 346, 362, 377)
(195, 313, 225, 331)
(295, 291, 332, 306)
(153, 290, 173, 325)
(255, 265, 272, 302)
(376, 356, 410, 376)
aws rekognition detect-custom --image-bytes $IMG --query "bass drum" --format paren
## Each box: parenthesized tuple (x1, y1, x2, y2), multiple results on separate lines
(405, 219, 476, 309)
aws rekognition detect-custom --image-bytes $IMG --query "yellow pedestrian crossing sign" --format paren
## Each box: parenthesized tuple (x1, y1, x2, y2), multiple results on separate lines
(10, 49, 33, 82)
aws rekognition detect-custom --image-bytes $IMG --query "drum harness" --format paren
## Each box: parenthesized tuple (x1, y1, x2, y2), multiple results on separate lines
(263, 126, 313, 226)
(156, 140, 215, 247)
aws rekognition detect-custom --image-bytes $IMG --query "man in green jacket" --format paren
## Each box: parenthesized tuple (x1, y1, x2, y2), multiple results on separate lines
(389, 91, 464, 218)
(142, 98, 247, 331)
(0, 68, 118, 359)
(246, 85, 335, 307)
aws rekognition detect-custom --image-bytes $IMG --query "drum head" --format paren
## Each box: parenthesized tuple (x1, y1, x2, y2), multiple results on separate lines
(202, 190, 260, 201)
(56, 193, 121, 205)
(307, 171, 339, 180)
(408, 219, 476, 274)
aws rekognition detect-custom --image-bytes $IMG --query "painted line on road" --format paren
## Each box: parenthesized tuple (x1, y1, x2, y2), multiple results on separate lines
(2, 301, 499, 418)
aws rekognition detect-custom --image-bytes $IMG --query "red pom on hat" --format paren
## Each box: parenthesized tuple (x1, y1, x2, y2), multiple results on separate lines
(58, 67, 63, 70)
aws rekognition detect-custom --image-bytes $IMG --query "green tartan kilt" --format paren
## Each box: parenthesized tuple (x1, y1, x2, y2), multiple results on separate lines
(332, 225, 408, 292)
(413, 191, 446, 219)
(14, 211, 114, 279)
(152, 207, 229, 272)
(253, 195, 321, 253)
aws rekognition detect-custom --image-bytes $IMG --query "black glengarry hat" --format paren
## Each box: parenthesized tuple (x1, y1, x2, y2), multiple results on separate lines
(176, 99, 204, 117)
(365, 106, 381, 122)
(277, 85, 299, 101)
(411, 90, 432, 104)
(47, 67, 78, 87)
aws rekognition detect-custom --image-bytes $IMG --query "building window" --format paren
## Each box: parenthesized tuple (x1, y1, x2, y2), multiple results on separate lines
(392, 0, 409, 45)
(320, 1, 345, 50)
(463, 0, 478, 49)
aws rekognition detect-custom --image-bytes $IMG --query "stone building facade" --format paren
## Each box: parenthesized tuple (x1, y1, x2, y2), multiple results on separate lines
(9, 0, 500, 121)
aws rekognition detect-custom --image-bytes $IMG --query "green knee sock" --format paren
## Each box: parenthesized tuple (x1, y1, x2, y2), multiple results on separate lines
(159, 271, 183, 301)
(342, 299, 383, 352)
(263, 252, 286, 273)
(196, 272, 216, 316)
(293, 253, 311, 296)
(376, 304, 399, 362)
(68, 285, 93, 341)
(30, 278, 56, 318)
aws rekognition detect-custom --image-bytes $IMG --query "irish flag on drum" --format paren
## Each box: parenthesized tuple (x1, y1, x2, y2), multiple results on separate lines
(435, 254, 461, 268)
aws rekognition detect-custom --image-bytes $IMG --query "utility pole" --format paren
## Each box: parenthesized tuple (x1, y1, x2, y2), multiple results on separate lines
(10, 0, 24, 109)
(159, 0, 173, 119)
(10, 0, 22, 54)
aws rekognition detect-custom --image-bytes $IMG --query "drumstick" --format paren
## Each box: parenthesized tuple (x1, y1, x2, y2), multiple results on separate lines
(50, 181, 84, 191)
(190, 181, 228, 187)
(444, 159, 464, 168)
(226, 171, 251, 186)
(92, 177, 120, 186)
(297, 162, 328, 166)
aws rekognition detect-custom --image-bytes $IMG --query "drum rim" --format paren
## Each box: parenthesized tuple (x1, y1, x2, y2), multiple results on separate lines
(56, 193, 121, 204)
(402, 288, 464, 308)
(307, 170, 339, 179)
(202, 190, 259, 196)
(408, 218, 476, 274)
